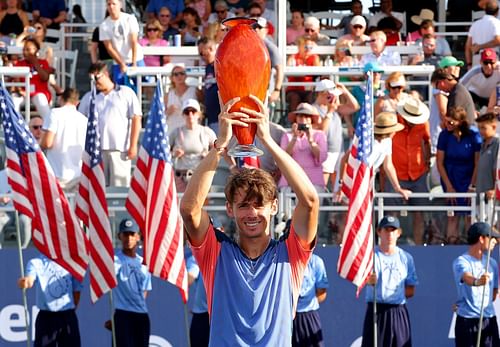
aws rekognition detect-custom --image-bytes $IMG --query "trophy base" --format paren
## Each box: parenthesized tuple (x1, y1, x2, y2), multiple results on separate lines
(228, 144, 263, 158)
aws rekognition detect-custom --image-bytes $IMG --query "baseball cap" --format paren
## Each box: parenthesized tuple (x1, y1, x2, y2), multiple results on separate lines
(315, 79, 342, 96)
(119, 218, 139, 233)
(467, 222, 500, 244)
(182, 98, 201, 113)
(363, 61, 384, 74)
(438, 56, 464, 68)
(481, 48, 497, 62)
(378, 216, 400, 229)
(252, 17, 267, 29)
(350, 15, 366, 28)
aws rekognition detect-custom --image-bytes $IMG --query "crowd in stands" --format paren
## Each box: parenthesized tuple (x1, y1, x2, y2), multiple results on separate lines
(0, 0, 500, 247)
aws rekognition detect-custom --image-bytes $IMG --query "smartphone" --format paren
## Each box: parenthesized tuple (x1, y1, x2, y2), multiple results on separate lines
(297, 123, 309, 131)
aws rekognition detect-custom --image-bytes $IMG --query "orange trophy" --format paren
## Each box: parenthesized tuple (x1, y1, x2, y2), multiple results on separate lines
(215, 17, 271, 157)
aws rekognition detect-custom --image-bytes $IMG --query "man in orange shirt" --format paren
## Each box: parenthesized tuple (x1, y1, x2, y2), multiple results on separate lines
(385, 97, 431, 245)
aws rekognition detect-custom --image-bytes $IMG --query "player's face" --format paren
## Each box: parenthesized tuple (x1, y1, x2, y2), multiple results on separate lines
(226, 189, 277, 240)
(377, 227, 401, 246)
(119, 231, 140, 251)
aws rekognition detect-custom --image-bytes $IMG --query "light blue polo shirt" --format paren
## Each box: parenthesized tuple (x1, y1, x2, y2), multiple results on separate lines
(365, 247, 419, 304)
(453, 253, 499, 318)
(186, 254, 208, 313)
(113, 250, 152, 313)
(296, 253, 329, 312)
(26, 254, 82, 312)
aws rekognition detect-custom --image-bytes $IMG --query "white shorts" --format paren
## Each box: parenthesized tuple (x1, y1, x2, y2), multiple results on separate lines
(322, 152, 340, 174)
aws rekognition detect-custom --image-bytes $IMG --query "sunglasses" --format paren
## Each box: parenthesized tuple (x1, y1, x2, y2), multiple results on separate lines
(91, 73, 104, 81)
(304, 45, 314, 50)
(159, 14, 170, 17)
(183, 108, 197, 115)
(30, 125, 42, 130)
(352, 25, 363, 29)
(147, 28, 159, 32)
(304, 28, 315, 33)
(390, 86, 403, 90)
(175, 170, 193, 178)
(216, 9, 227, 14)
(250, 12, 261, 16)
(173, 71, 186, 77)
(483, 60, 495, 65)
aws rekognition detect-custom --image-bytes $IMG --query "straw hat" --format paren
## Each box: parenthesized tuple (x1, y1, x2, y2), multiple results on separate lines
(374, 112, 404, 134)
(396, 97, 430, 124)
(411, 9, 435, 25)
(288, 103, 320, 124)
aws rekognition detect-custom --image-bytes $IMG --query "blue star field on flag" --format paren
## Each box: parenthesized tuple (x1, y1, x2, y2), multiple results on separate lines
(84, 85, 102, 167)
(355, 74, 373, 163)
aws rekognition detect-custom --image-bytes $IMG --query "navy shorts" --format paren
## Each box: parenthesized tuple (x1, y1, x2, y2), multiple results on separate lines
(361, 303, 412, 347)
(455, 315, 500, 347)
(385, 173, 429, 207)
(35, 309, 80, 347)
(190, 312, 210, 347)
(114, 309, 150, 347)
(292, 310, 324, 347)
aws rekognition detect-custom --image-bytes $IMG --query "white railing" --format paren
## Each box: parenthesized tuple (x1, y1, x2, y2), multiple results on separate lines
(0, 67, 31, 119)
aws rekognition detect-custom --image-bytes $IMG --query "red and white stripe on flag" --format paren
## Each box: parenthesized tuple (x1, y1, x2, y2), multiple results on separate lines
(126, 147, 188, 303)
(75, 153, 117, 303)
(7, 149, 89, 281)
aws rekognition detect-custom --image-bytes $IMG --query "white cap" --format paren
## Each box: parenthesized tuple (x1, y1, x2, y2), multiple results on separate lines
(350, 15, 366, 28)
(182, 98, 201, 112)
(315, 79, 342, 96)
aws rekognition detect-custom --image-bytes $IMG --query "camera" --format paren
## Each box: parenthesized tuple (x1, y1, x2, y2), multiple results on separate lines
(297, 123, 309, 131)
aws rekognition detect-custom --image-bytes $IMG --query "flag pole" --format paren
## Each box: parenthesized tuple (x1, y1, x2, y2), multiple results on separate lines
(109, 292, 117, 347)
(15, 211, 30, 347)
(475, 195, 498, 347)
(366, 70, 377, 347)
(183, 303, 191, 347)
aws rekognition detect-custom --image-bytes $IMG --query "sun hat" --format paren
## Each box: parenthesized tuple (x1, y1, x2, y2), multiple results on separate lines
(438, 56, 464, 68)
(288, 102, 320, 124)
(411, 9, 435, 25)
(396, 97, 430, 124)
(374, 112, 405, 134)
(315, 79, 343, 96)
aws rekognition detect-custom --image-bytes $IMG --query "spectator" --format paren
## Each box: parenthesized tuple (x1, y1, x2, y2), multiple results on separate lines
(360, 30, 401, 66)
(179, 95, 319, 346)
(100, 0, 145, 86)
(475, 113, 498, 203)
(438, 55, 464, 80)
(139, 18, 169, 67)
(28, 115, 44, 143)
(18, 254, 82, 346)
(335, 0, 367, 36)
(312, 79, 359, 188)
(388, 97, 431, 245)
(71, 4, 86, 26)
(90, 17, 113, 65)
(146, 0, 185, 25)
(111, 218, 152, 347)
(39, 88, 87, 192)
(280, 103, 327, 194)
(207, 0, 235, 26)
(13, 38, 52, 119)
(169, 99, 216, 193)
(465, 0, 500, 68)
(303, 16, 330, 46)
(186, 254, 209, 347)
(436, 106, 481, 244)
(16, 20, 54, 66)
(251, 0, 276, 29)
(362, 216, 418, 347)
(225, 0, 247, 17)
(286, 9, 305, 45)
(460, 48, 500, 110)
(409, 34, 441, 67)
(429, 80, 449, 155)
(407, 9, 434, 42)
(374, 72, 410, 115)
(197, 37, 220, 133)
(453, 222, 500, 347)
(165, 65, 199, 132)
(247, 2, 275, 38)
(333, 38, 355, 67)
(367, 0, 405, 34)
(0, 0, 29, 42)
(286, 36, 320, 112)
(292, 253, 329, 347)
(432, 68, 476, 125)
(31, 0, 66, 30)
(79, 62, 142, 187)
(411, 19, 452, 57)
(181, 7, 203, 46)
(338, 15, 370, 47)
(186, 0, 211, 26)
(158, 7, 180, 41)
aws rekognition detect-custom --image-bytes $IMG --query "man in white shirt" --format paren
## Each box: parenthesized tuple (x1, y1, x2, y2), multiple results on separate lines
(360, 30, 401, 66)
(100, 0, 145, 86)
(40, 88, 88, 192)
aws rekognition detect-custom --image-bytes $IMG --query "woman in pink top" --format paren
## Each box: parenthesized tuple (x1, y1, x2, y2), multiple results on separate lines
(279, 103, 327, 191)
(139, 18, 169, 67)
(286, 10, 305, 45)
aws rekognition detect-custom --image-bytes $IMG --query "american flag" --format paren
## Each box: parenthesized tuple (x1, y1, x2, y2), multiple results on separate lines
(0, 83, 89, 281)
(75, 83, 117, 302)
(125, 81, 188, 302)
(337, 74, 374, 294)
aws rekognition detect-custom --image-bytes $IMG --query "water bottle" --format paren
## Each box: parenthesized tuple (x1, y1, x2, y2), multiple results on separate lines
(289, 56, 296, 67)
(324, 55, 333, 67)
(9, 34, 16, 46)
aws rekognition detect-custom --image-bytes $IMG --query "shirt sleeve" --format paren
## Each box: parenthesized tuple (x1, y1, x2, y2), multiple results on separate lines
(25, 258, 38, 278)
(126, 87, 143, 117)
(143, 271, 152, 291)
(186, 255, 200, 279)
(43, 110, 57, 132)
(314, 256, 329, 289)
(128, 14, 140, 35)
(404, 252, 418, 286)
(453, 256, 469, 285)
(99, 21, 112, 41)
(72, 277, 83, 292)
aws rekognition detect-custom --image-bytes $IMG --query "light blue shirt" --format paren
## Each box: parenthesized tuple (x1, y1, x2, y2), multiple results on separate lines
(26, 254, 82, 312)
(360, 49, 402, 66)
(113, 250, 152, 313)
(365, 247, 418, 304)
(453, 253, 499, 318)
(186, 255, 207, 313)
(297, 254, 329, 312)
